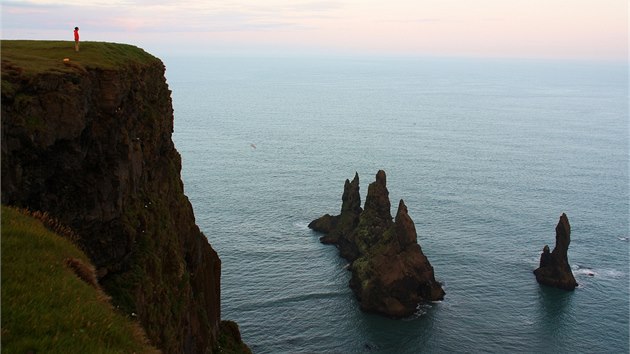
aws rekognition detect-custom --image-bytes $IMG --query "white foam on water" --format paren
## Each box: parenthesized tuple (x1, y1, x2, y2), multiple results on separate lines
(572, 264, 625, 279)
(407, 303, 433, 320)
(599, 269, 625, 278)
(293, 221, 311, 231)
(574, 268, 597, 277)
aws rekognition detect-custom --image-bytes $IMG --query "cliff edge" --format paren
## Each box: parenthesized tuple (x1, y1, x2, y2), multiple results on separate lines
(1, 40, 249, 353)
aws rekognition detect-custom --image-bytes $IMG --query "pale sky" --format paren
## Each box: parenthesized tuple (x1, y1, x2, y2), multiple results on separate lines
(2, 0, 628, 61)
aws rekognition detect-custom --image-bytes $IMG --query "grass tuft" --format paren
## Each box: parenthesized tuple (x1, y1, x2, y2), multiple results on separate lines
(65, 257, 100, 289)
(1, 205, 160, 354)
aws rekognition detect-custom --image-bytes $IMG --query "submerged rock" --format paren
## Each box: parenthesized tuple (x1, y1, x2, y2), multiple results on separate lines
(309, 170, 444, 318)
(533, 213, 578, 290)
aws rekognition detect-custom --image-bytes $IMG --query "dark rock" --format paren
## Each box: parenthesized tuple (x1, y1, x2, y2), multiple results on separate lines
(1, 42, 249, 353)
(307, 213, 338, 234)
(394, 200, 418, 250)
(309, 172, 362, 258)
(534, 213, 578, 290)
(216, 320, 252, 354)
(310, 170, 444, 318)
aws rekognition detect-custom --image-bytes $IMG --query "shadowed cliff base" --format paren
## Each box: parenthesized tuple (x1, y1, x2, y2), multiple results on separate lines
(309, 170, 444, 318)
(1, 40, 249, 353)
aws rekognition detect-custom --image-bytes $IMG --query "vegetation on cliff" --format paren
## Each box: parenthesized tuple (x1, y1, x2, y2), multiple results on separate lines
(2, 40, 156, 72)
(1, 206, 158, 353)
(2, 40, 249, 353)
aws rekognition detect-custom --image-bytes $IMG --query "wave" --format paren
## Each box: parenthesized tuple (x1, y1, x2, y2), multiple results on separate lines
(408, 303, 434, 320)
(572, 264, 625, 279)
(245, 290, 347, 311)
(573, 265, 596, 277)
(293, 221, 312, 231)
(598, 269, 626, 278)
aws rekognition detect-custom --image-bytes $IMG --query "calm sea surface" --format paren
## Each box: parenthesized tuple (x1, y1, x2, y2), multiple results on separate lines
(165, 56, 628, 353)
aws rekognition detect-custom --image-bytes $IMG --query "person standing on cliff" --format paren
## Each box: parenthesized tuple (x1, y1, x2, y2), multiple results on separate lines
(74, 27, 80, 52)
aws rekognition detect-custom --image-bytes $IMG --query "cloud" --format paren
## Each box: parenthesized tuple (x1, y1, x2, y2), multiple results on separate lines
(2, 0, 626, 60)
(2, 0, 322, 34)
(0, 0, 346, 28)
(284, 1, 343, 12)
(386, 18, 443, 24)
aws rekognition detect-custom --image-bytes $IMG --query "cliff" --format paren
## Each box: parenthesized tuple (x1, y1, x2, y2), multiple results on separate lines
(2, 206, 159, 353)
(533, 213, 578, 290)
(1, 40, 249, 353)
(309, 170, 444, 318)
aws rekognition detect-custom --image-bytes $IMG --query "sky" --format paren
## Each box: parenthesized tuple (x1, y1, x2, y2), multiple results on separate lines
(2, 0, 628, 61)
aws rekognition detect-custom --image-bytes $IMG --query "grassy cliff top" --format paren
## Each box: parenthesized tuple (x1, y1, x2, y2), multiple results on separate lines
(1, 206, 159, 353)
(1, 40, 160, 75)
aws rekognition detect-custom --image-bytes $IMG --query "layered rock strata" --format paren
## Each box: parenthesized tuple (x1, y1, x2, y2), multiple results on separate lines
(309, 170, 445, 318)
(1, 41, 248, 353)
(534, 213, 578, 290)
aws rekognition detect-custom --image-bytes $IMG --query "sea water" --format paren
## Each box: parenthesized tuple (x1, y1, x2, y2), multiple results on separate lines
(165, 56, 628, 353)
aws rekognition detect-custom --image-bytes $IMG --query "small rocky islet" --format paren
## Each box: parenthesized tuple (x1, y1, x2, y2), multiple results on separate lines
(534, 213, 579, 290)
(309, 170, 445, 318)
(310, 170, 580, 318)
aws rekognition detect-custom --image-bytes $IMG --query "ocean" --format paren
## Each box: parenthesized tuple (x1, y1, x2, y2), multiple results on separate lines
(164, 56, 628, 353)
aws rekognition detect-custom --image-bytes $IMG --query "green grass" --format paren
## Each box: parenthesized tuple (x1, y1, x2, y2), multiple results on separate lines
(1, 206, 158, 354)
(1, 40, 160, 75)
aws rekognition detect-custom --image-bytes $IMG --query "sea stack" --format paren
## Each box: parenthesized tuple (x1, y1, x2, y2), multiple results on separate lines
(309, 170, 445, 318)
(533, 213, 578, 290)
(308, 172, 363, 260)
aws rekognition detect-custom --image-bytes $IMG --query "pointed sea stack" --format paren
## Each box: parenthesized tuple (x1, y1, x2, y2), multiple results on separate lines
(308, 172, 363, 260)
(309, 170, 444, 318)
(533, 213, 578, 290)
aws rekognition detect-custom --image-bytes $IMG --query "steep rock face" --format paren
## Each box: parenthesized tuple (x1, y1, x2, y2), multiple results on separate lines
(1, 42, 245, 353)
(308, 172, 362, 260)
(310, 170, 444, 318)
(534, 213, 578, 290)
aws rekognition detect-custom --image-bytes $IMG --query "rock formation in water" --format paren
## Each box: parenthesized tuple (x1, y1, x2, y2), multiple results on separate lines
(1, 40, 249, 353)
(308, 172, 362, 260)
(533, 213, 578, 290)
(309, 170, 445, 318)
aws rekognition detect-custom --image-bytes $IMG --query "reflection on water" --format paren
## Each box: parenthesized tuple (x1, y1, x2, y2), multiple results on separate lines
(535, 285, 576, 350)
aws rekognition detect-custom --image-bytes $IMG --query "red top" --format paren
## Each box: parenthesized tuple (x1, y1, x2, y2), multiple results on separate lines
(74, 29, 79, 41)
